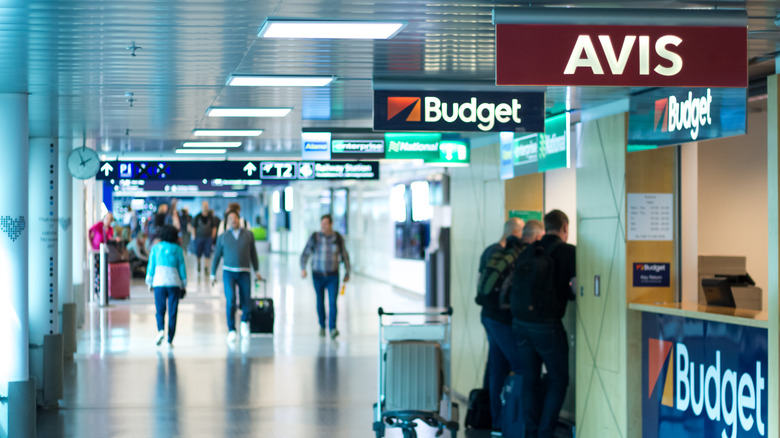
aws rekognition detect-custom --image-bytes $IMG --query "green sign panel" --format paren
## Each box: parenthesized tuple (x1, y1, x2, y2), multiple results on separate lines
(513, 133, 539, 166)
(538, 113, 569, 172)
(509, 210, 543, 222)
(425, 139, 470, 165)
(385, 133, 441, 160)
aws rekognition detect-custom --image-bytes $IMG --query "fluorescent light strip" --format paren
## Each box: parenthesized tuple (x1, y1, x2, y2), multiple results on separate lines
(193, 129, 263, 137)
(175, 149, 227, 154)
(207, 107, 292, 118)
(258, 20, 405, 40)
(182, 141, 242, 148)
(227, 75, 335, 87)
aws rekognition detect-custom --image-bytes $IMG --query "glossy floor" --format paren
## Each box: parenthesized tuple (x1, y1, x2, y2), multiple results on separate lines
(37, 253, 482, 438)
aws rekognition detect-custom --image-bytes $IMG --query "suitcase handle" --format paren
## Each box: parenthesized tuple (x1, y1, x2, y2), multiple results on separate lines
(253, 279, 268, 298)
(378, 307, 453, 316)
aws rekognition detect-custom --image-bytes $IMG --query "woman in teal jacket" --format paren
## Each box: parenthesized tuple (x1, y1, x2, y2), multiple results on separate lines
(146, 225, 187, 346)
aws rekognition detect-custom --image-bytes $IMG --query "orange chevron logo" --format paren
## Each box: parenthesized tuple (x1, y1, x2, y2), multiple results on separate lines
(648, 338, 675, 407)
(654, 98, 669, 132)
(387, 97, 421, 122)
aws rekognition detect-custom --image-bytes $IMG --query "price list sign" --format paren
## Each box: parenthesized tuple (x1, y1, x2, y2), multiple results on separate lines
(627, 193, 673, 241)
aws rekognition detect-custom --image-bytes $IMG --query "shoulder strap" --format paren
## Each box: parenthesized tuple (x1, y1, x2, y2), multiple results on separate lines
(544, 240, 564, 257)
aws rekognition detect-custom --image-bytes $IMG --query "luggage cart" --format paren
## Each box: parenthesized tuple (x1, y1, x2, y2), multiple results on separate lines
(373, 307, 459, 438)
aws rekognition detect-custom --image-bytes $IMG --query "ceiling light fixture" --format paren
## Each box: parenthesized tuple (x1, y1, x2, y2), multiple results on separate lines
(258, 20, 406, 40)
(227, 75, 335, 87)
(193, 129, 264, 137)
(182, 141, 242, 148)
(175, 148, 227, 154)
(206, 107, 293, 118)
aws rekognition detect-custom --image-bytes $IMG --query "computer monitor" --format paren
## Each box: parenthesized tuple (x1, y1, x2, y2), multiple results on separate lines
(701, 278, 737, 308)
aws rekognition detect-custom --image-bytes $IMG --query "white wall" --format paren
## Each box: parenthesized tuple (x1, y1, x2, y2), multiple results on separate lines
(545, 165, 578, 245)
(697, 109, 768, 309)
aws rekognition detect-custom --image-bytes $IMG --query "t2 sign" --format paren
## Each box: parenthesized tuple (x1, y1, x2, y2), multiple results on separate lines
(496, 24, 747, 87)
(261, 162, 297, 180)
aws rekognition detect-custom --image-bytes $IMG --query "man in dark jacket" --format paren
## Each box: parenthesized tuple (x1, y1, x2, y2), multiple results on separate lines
(511, 210, 576, 438)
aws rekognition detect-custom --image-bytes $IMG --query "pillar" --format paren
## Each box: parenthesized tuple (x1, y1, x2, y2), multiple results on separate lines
(58, 132, 76, 356)
(766, 73, 780, 438)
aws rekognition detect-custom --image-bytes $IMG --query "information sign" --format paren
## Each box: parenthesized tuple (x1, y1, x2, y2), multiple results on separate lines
(331, 139, 385, 159)
(627, 193, 673, 241)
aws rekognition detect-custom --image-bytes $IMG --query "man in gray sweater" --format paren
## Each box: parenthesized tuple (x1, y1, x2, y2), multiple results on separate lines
(211, 210, 263, 343)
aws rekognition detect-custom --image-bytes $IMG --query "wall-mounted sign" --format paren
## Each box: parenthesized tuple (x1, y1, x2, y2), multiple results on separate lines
(261, 161, 298, 180)
(373, 90, 545, 133)
(385, 133, 441, 160)
(538, 112, 570, 172)
(301, 132, 331, 160)
(500, 132, 515, 180)
(633, 263, 670, 287)
(425, 139, 470, 165)
(512, 133, 540, 177)
(331, 139, 385, 159)
(496, 24, 747, 88)
(643, 312, 767, 438)
(299, 161, 379, 180)
(509, 210, 543, 222)
(97, 161, 255, 180)
(627, 193, 673, 241)
(628, 87, 747, 146)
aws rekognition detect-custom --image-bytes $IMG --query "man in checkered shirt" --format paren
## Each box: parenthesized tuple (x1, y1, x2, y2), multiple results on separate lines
(300, 214, 350, 339)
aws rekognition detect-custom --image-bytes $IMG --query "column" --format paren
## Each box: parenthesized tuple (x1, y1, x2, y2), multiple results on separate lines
(0, 93, 31, 435)
(766, 73, 779, 438)
(58, 135, 75, 357)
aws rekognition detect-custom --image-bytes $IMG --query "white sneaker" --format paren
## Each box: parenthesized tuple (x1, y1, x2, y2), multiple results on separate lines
(240, 321, 250, 337)
(226, 330, 237, 343)
(156, 330, 165, 346)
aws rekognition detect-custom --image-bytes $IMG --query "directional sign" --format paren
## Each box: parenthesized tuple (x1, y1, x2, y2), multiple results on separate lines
(261, 162, 297, 180)
(243, 162, 257, 176)
(100, 162, 114, 177)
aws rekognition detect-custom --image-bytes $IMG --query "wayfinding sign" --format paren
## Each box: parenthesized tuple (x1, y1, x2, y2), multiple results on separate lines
(628, 87, 747, 146)
(496, 24, 747, 87)
(374, 90, 545, 133)
(331, 139, 385, 159)
(97, 160, 380, 181)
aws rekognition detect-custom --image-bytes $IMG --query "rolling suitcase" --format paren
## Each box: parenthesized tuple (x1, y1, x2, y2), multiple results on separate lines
(384, 341, 442, 412)
(249, 279, 274, 334)
(501, 373, 525, 438)
(107, 262, 131, 299)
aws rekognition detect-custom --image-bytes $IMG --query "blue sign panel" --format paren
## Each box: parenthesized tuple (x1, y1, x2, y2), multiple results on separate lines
(633, 263, 671, 287)
(301, 132, 331, 160)
(628, 87, 746, 146)
(642, 313, 768, 438)
(500, 132, 514, 180)
(373, 90, 545, 133)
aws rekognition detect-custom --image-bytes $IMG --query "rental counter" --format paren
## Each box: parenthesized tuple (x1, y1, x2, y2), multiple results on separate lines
(628, 302, 768, 437)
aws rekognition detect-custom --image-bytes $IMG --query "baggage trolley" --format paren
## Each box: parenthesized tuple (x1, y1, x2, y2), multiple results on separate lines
(373, 307, 459, 438)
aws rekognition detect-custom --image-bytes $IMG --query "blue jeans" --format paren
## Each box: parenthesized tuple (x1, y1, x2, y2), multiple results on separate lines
(482, 315, 524, 430)
(154, 287, 181, 343)
(223, 271, 251, 331)
(512, 319, 569, 438)
(313, 273, 339, 330)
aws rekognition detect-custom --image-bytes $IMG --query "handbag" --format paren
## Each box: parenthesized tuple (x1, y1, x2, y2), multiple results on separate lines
(178, 287, 186, 299)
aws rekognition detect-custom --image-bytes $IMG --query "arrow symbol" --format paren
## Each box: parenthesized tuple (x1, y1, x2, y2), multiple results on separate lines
(243, 162, 258, 176)
(100, 162, 114, 176)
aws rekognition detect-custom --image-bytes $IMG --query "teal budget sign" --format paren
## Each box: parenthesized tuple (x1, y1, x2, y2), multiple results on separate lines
(385, 133, 441, 160)
(538, 113, 570, 172)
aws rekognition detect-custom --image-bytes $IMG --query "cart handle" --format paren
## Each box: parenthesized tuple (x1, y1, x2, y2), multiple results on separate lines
(377, 307, 453, 316)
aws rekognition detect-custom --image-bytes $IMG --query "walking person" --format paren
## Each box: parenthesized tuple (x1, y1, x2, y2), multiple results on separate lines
(192, 201, 217, 275)
(300, 214, 351, 339)
(146, 225, 187, 347)
(510, 210, 576, 438)
(210, 210, 263, 343)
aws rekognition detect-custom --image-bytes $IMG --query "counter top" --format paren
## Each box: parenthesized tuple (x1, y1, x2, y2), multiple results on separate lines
(628, 301, 768, 328)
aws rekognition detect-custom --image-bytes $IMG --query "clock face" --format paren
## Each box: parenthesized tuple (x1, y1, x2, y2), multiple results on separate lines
(67, 148, 101, 180)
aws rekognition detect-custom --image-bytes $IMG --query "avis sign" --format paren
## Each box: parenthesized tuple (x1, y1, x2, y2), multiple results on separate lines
(496, 25, 747, 87)
(373, 90, 544, 133)
(643, 313, 768, 438)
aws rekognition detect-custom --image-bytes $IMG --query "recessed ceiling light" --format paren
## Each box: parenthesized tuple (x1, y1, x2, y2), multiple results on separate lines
(207, 107, 293, 118)
(258, 20, 406, 40)
(175, 148, 227, 154)
(193, 129, 264, 137)
(182, 141, 242, 148)
(227, 75, 335, 87)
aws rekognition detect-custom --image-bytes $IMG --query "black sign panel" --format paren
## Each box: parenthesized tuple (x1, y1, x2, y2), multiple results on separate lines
(373, 89, 545, 133)
(628, 87, 746, 146)
(98, 160, 379, 181)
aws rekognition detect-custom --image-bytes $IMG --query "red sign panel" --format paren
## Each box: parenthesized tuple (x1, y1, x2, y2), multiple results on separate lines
(496, 24, 747, 88)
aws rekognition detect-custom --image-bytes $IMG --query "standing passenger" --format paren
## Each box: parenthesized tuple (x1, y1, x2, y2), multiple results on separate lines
(211, 210, 263, 343)
(300, 214, 351, 339)
(146, 225, 187, 347)
(510, 210, 576, 438)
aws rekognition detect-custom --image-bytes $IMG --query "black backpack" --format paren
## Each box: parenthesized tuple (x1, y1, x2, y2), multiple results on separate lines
(475, 242, 525, 309)
(510, 240, 562, 322)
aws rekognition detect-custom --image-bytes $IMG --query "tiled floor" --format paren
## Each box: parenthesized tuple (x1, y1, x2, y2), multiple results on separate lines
(37, 253, 473, 438)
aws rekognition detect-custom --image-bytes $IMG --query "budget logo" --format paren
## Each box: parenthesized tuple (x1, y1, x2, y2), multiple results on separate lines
(654, 98, 669, 132)
(653, 89, 713, 140)
(647, 338, 767, 437)
(387, 97, 421, 122)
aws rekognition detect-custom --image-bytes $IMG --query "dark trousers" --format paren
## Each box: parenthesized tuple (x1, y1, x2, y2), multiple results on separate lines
(313, 273, 339, 330)
(512, 319, 569, 438)
(223, 271, 251, 331)
(482, 315, 524, 430)
(154, 287, 181, 343)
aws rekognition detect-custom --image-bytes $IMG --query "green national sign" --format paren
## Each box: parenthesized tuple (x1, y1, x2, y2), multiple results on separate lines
(385, 133, 441, 160)
(538, 113, 569, 172)
(425, 139, 470, 165)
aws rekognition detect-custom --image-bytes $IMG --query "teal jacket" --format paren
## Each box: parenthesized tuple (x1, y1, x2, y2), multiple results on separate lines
(145, 241, 187, 288)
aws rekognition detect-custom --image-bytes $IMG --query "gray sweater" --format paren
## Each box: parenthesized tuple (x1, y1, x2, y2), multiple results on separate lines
(211, 228, 259, 275)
